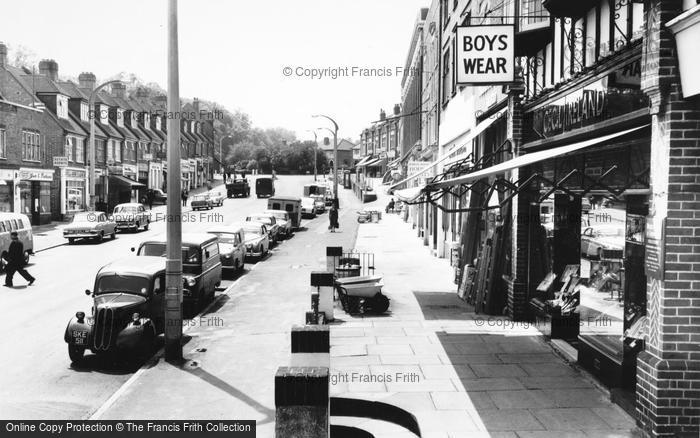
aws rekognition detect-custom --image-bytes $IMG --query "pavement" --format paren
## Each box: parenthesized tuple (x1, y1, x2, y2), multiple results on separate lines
(30, 180, 226, 253)
(328, 183, 640, 437)
(90, 184, 364, 437)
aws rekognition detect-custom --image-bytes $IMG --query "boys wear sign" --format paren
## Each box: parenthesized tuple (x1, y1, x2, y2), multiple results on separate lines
(456, 25, 514, 84)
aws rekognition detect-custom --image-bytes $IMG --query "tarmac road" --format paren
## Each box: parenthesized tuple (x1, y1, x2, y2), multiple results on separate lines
(0, 174, 327, 420)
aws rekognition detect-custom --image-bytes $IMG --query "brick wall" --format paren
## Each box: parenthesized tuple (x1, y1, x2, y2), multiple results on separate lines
(637, 0, 700, 436)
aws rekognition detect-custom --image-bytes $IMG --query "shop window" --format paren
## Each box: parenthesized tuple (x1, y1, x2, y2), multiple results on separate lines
(39, 182, 50, 214)
(66, 180, 86, 212)
(0, 186, 11, 212)
(19, 182, 31, 215)
(0, 128, 6, 158)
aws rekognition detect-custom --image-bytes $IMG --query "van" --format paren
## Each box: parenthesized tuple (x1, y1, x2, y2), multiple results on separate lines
(267, 196, 302, 229)
(0, 213, 34, 268)
(255, 177, 275, 198)
(136, 233, 222, 313)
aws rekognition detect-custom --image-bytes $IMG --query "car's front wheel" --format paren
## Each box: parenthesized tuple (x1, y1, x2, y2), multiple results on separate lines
(95, 232, 104, 243)
(68, 345, 85, 363)
(68, 238, 75, 245)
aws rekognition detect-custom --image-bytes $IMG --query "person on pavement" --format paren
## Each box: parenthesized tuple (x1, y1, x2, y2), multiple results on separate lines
(181, 189, 188, 206)
(386, 198, 395, 213)
(328, 205, 339, 233)
(3, 232, 35, 288)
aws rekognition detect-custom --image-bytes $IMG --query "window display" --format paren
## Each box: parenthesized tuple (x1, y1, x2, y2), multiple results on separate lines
(66, 180, 85, 212)
(0, 184, 12, 212)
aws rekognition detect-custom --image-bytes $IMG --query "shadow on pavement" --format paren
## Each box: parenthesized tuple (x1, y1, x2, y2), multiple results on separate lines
(413, 291, 473, 320)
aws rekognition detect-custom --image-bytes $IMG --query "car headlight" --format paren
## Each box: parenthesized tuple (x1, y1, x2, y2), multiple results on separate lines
(224, 254, 231, 259)
(183, 276, 196, 287)
(246, 244, 253, 250)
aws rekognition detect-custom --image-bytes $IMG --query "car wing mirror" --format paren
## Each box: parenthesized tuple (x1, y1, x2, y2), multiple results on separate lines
(130, 247, 135, 252)
(85, 289, 92, 296)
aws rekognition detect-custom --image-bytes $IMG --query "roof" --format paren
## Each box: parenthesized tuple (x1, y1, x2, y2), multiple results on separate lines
(319, 138, 356, 152)
(206, 225, 245, 234)
(142, 232, 218, 246)
(269, 196, 302, 202)
(1, 65, 44, 106)
(59, 81, 89, 100)
(98, 256, 166, 277)
(43, 107, 88, 137)
(18, 73, 73, 96)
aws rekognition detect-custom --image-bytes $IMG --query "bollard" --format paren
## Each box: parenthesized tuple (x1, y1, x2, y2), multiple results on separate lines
(310, 271, 335, 322)
(275, 366, 329, 438)
(290, 325, 330, 367)
(326, 246, 342, 274)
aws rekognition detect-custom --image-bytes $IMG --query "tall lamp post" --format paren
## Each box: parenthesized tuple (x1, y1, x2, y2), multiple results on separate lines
(306, 130, 318, 182)
(219, 134, 231, 177)
(165, 0, 183, 361)
(88, 79, 123, 211)
(312, 114, 338, 206)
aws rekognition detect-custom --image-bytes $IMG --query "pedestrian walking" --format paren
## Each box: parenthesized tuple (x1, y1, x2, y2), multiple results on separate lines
(3, 232, 35, 288)
(328, 205, 339, 233)
(181, 189, 188, 207)
(147, 191, 154, 210)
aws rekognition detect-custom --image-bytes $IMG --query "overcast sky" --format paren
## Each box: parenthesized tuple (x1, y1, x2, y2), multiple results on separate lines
(1, 0, 429, 142)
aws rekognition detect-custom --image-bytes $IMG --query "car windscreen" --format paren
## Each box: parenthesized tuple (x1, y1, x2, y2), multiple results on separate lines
(242, 226, 262, 236)
(72, 214, 93, 223)
(248, 216, 271, 224)
(114, 206, 137, 214)
(138, 243, 201, 264)
(96, 274, 149, 297)
(269, 213, 286, 220)
(209, 232, 239, 245)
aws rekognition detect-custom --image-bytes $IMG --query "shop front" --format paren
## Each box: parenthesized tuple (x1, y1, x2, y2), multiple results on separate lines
(0, 169, 18, 213)
(188, 159, 196, 188)
(19, 167, 54, 225)
(181, 159, 191, 191)
(60, 167, 86, 220)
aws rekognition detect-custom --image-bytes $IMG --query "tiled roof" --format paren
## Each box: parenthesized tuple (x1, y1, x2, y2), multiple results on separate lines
(68, 112, 107, 139)
(59, 81, 89, 100)
(2, 65, 44, 106)
(320, 138, 356, 151)
(17, 73, 73, 95)
(43, 106, 88, 137)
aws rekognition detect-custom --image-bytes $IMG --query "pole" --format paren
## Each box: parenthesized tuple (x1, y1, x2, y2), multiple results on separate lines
(312, 114, 339, 205)
(165, 0, 183, 361)
(307, 130, 318, 182)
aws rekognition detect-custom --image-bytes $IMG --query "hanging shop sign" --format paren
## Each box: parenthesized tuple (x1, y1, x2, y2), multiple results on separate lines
(456, 25, 514, 84)
(644, 216, 665, 281)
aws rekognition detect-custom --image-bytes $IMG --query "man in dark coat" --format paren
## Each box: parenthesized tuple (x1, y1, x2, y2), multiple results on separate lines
(328, 205, 339, 233)
(4, 232, 35, 287)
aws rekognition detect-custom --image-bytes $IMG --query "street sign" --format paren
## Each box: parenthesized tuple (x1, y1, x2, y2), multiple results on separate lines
(53, 156, 68, 167)
(456, 25, 514, 84)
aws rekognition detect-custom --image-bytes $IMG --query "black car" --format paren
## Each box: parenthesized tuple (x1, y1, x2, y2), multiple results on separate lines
(255, 177, 275, 198)
(64, 256, 167, 363)
(226, 178, 250, 198)
(146, 188, 167, 204)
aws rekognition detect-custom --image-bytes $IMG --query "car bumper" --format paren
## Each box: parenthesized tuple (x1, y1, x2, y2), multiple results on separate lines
(116, 222, 137, 229)
(63, 232, 100, 239)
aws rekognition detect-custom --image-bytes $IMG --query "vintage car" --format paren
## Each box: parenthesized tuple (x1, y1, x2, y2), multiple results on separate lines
(207, 225, 246, 275)
(146, 188, 167, 205)
(581, 226, 625, 259)
(264, 209, 293, 238)
(64, 256, 167, 363)
(112, 203, 151, 232)
(301, 197, 317, 219)
(311, 194, 326, 213)
(209, 191, 225, 207)
(246, 213, 280, 243)
(240, 221, 270, 260)
(136, 233, 222, 313)
(63, 212, 117, 244)
(190, 194, 213, 211)
(226, 178, 250, 198)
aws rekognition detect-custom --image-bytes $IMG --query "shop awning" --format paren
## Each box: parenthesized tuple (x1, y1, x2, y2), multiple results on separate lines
(394, 186, 425, 203)
(355, 156, 375, 167)
(109, 175, 145, 188)
(389, 108, 507, 191)
(367, 158, 386, 167)
(427, 125, 649, 191)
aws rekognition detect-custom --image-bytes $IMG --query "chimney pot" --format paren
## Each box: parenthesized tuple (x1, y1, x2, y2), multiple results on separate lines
(38, 59, 59, 81)
(380, 109, 386, 121)
(394, 104, 401, 116)
(111, 82, 126, 98)
(0, 42, 8, 69)
(78, 72, 96, 91)
(193, 98, 200, 115)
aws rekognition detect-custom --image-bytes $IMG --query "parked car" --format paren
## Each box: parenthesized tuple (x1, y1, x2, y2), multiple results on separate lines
(136, 233, 222, 313)
(113, 203, 151, 232)
(267, 196, 302, 229)
(226, 178, 250, 198)
(240, 222, 270, 261)
(311, 195, 326, 213)
(209, 191, 226, 207)
(0, 213, 34, 267)
(301, 197, 317, 218)
(64, 256, 167, 363)
(190, 194, 213, 211)
(207, 225, 246, 275)
(581, 226, 624, 259)
(146, 188, 167, 204)
(246, 213, 280, 243)
(255, 177, 275, 198)
(264, 210, 293, 238)
(63, 212, 117, 244)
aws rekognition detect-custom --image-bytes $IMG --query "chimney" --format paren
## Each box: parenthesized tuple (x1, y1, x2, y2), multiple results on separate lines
(111, 82, 126, 99)
(193, 97, 200, 115)
(38, 59, 59, 81)
(380, 109, 386, 121)
(78, 72, 96, 90)
(0, 42, 8, 69)
(394, 104, 401, 116)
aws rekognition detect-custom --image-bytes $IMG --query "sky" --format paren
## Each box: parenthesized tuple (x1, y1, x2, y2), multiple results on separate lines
(1, 0, 429, 142)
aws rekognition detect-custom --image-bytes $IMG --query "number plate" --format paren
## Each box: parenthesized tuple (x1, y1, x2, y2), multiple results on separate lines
(72, 330, 88, 345)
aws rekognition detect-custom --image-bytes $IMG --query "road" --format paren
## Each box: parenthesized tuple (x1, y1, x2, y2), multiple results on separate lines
(0, 174, 339, 420)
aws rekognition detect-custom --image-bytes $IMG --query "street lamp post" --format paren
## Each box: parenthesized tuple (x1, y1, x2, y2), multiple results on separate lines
(88, 79, 122, 211)
(312, 114, 338, 206)
(306, 130, 318, 182)
(219, 134, 230, 177)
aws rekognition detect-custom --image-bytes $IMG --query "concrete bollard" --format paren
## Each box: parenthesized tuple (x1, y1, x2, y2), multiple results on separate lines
(275, 366, 329, 438)
(290, 325, 330, 367)
(310, 271, 335, 322)
(326, 246, 342, 274)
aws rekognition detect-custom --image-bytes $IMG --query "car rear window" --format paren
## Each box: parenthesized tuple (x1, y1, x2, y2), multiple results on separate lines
(138, 243, 201, 264)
